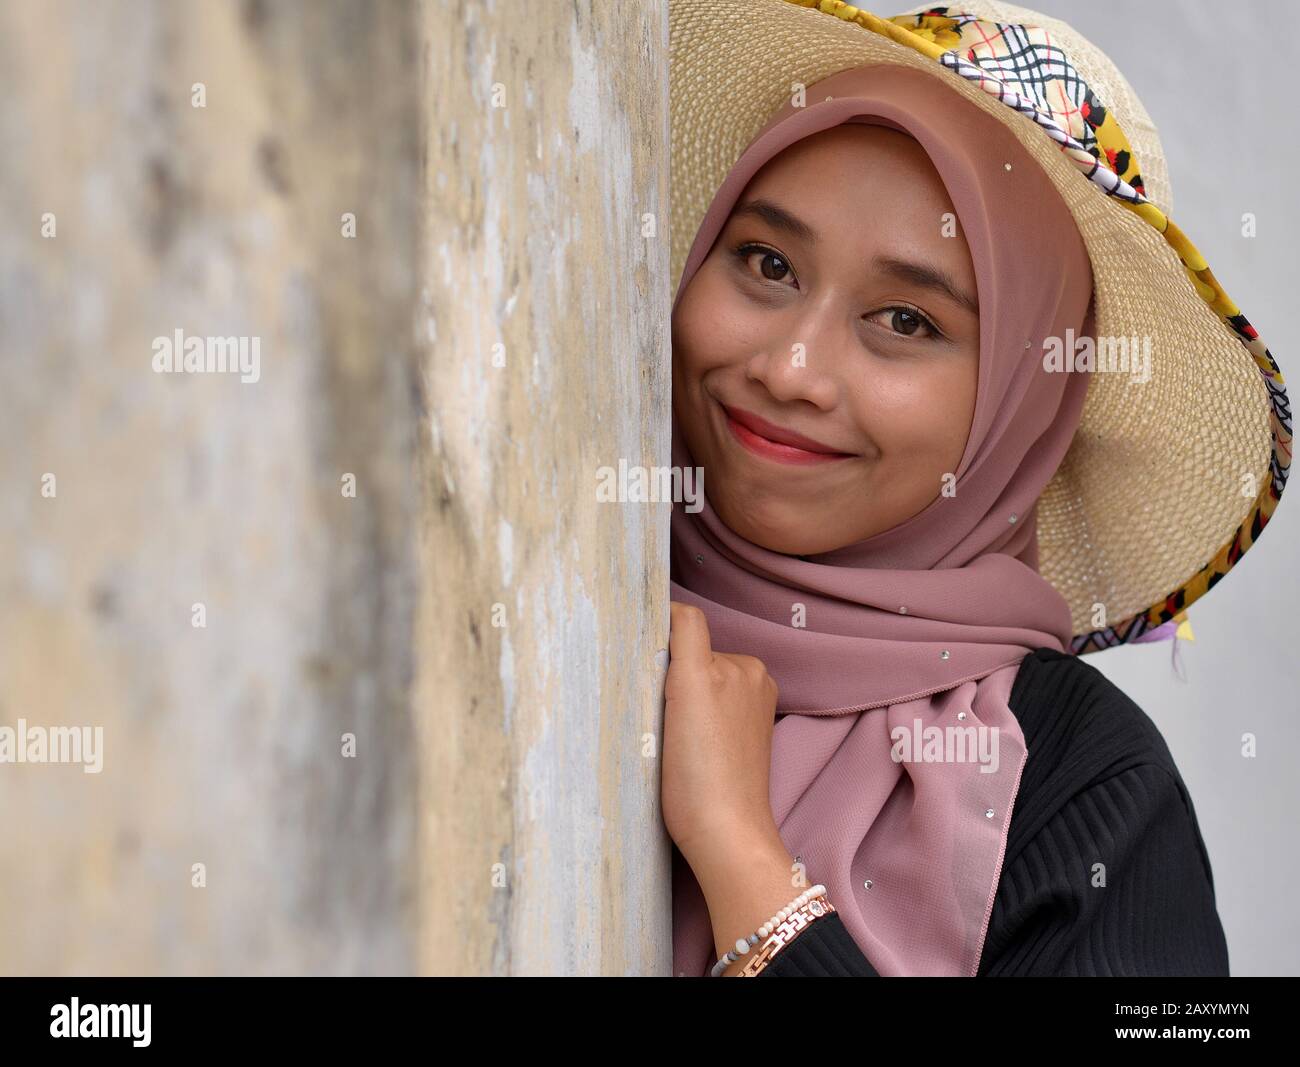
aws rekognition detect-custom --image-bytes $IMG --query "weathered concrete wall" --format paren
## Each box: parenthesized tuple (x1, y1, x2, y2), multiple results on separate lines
(415, 0, 671, 975)
(0, 0, 669, 975)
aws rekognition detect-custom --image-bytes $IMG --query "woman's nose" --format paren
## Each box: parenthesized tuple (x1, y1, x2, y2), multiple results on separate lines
(743, 311, 844, 410)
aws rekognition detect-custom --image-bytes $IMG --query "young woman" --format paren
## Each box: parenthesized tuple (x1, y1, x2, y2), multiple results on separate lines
(662, 2, 1289, 978)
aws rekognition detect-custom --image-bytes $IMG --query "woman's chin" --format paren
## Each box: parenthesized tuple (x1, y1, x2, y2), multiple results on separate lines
(713, 501, 843, 556)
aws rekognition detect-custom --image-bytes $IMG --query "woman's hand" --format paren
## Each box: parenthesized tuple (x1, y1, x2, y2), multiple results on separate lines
(662, 601, 807, 972)
(661, 600, 782, 875)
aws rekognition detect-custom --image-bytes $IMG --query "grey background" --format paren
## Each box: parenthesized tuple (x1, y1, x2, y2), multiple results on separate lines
(1030, 0, 1298, 977)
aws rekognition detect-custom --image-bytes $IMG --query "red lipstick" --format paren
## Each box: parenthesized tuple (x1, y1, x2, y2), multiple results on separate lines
(719, 402, 857, 466)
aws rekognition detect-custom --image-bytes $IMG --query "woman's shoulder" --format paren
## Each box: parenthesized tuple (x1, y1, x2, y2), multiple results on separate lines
(985, 647, 1229, 975)
(1008, 642, 1185, 774)
(1008, 645, 1184, 790)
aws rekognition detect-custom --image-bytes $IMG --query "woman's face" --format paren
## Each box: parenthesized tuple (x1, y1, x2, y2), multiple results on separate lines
(672, 123, 981, 556)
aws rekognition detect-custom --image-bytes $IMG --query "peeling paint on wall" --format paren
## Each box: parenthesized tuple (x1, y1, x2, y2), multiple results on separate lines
(415, 1, 672, 975)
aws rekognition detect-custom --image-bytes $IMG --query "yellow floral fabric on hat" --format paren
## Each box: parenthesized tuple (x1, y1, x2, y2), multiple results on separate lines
(887, 7, 1148, 203)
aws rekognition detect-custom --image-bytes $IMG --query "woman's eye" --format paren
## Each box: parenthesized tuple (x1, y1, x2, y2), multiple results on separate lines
(868, 306, 941, 340)
(734, 243, 796, 287)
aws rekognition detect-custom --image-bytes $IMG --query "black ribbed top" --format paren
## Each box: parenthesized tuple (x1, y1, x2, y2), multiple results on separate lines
(758, 647, 1230, 977)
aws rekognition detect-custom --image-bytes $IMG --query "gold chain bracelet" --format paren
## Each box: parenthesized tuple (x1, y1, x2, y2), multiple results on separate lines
(735, 890, 837, 977)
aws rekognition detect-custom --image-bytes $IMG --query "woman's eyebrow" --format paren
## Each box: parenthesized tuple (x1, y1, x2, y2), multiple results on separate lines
(872, 255, 980, 316)
(732, 198, 818, 243)
(731, 198, 978, 316)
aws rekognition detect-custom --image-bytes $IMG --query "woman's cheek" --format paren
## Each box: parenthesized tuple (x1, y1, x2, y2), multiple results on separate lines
(862, 367, 966, 472)
(918, 363, 978, 475)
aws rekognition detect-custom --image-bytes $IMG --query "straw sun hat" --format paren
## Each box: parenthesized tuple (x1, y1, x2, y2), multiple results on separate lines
(670, 0, 1291, 654)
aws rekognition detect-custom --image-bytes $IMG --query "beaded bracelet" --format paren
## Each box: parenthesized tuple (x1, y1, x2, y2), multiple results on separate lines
(736, 890, 836, 977)
(708, 884, 829, 977)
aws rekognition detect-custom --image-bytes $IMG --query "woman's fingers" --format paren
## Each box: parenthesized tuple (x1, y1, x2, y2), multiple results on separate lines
(668, 600, 713, 668)
(661, 601, 780, 864)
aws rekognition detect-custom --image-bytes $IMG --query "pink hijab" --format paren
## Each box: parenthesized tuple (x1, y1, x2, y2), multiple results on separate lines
(670, 63, 1095, 977)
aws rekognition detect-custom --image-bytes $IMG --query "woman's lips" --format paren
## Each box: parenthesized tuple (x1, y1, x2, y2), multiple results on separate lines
(718, 401, 857, 466)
